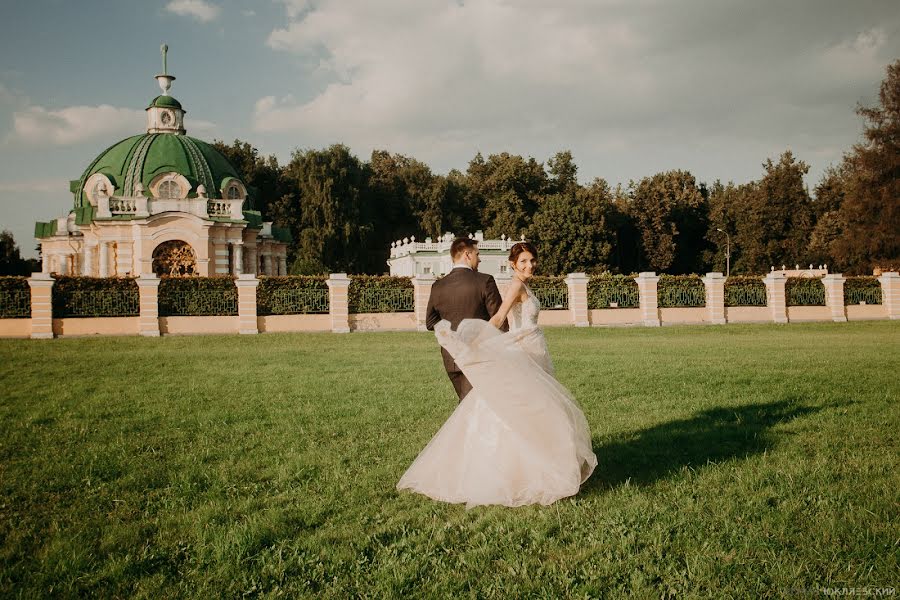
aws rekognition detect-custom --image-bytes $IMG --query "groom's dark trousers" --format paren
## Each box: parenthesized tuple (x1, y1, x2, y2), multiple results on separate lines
(425, 267, 504, 401)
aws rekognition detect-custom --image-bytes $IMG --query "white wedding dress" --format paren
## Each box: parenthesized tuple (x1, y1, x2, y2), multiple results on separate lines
(397, 286, 597, 508)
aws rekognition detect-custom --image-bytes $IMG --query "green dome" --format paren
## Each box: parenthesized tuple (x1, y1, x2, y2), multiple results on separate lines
(149, 95, 183, 109)
(73, 133, 244, 208)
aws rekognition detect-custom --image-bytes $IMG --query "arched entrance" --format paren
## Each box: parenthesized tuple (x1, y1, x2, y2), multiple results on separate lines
(152, 240, 197, 276)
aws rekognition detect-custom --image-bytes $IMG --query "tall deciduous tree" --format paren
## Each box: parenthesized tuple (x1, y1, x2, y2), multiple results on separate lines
(733, 151, 814, 273)
(280, 144, 374, 273)
(829, 60, 900, 272)
(467, 152, 548, 239)
(0, 230, 32, 275)
(212, 139, 288, 218)
(628, 170, 708, 273)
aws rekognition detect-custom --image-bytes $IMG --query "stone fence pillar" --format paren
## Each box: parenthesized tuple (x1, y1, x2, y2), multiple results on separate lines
(877, 271, 900, 320)
(27, 273, 54, 339)
(763, 272, 788, 324)
(412, 274, 435, 331)
(136, 274, 161, 337)
(702, 272, 726, 324)
(635, 272, 661, 327)
(565, 272, 590, 327)
(235, 274, 260, 335)
(822, 274, 847, 323)
(327, 273, 351, 333)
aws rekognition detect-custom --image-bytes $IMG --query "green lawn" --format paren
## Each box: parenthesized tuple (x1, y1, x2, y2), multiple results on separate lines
(1, 322, 898, 598)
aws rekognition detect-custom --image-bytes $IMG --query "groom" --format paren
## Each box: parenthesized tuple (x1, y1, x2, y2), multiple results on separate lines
(426, 237, 504, 401)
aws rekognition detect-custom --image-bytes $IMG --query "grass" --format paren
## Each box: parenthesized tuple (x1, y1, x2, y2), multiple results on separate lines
(0, 321, 898, 598)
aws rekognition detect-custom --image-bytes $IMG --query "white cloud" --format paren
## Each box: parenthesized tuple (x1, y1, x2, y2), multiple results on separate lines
(164, 0, 220, 23)
(258, 0, 900, 186)
(12, 104, 145, 146)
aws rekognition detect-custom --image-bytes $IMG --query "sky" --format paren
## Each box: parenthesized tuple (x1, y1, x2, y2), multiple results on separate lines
(0, 0, 897, 257)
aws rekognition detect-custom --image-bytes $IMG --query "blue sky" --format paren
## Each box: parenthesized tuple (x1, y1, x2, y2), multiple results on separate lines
(1, 0, 898, 257)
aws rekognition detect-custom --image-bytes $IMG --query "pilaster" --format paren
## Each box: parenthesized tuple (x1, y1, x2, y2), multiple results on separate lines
(635, 272, 661, 327)
(326, 273, 351, 333)
(702, 272, 727, 324)
(136, 274, 161, 337)
(822, 274, 847, 322)
(877, 271, 900, 320)
(235, 274, 260, 334)
(412, 274, 435, 331)
(564, 272, 590, 327)
(763, 272, 788, 323)
(27, 273, 55, 339)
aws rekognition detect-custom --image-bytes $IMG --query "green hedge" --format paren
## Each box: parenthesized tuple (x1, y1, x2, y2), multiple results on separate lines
(658, 274, 706, 308)
(0, 276, 31, 318)
(52, 276, 139, 318)
(725, 276, 767, 307)
(786, 277, 825, 306)
(349, 276, 413, 313)
(588, 274, 638, 309)
(158, 276, 237, 316)
(843, 276, 882, 305)
(527, 276, 568, 310)
(257, 276, 330, 315)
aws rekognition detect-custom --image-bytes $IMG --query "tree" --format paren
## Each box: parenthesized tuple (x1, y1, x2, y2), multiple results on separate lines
(212, 139, 288, 218)
(808, 165, 848, 269)
(0, 230, 31, 276)
(527, 178, 615, 275)
(279, 145, 374, 273)
(829, 60, 900, 272)
(732, 151, 814, 273)
(466, 152, 548, 238)
(547, 150, 578, 194)
(628, 170, 709, 273)
(703, 180, 753, 273)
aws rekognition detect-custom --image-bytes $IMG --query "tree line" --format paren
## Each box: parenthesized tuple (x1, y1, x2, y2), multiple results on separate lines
(216, 61, 896, 277)
(1, 62, 895, 277)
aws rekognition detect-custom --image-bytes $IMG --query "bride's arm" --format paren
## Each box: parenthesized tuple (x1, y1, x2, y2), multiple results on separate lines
(489, 278, 524, 329)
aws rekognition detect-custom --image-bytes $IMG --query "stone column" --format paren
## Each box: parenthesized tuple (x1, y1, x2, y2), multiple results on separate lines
(235, 274, 260, 335)
(99, 242, 110, 277)
(635, 272, 661, 327)
(82, 244, 94, 276)
(763, 272, 788, 324)
(279, 256, 287, 276)
(877, 271, 900, 320)
(494, 272, 512, 298)
(136, 274, 161, 337)
(822, 274, 847, 322)
(564, 272, 590, 327)
(247, 247, 257, 275)
(268, 254, 276, 277)
(41, 251, 49, 273)
(412, 274, 435, 331)
(326, 273, 351, 333)
(702, 272, 727, 324)
(232, 243, 243, 276)
(27, 273, 54, 339)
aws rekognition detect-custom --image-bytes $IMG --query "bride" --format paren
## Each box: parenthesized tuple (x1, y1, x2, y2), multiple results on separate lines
(397, 242, 597, 508)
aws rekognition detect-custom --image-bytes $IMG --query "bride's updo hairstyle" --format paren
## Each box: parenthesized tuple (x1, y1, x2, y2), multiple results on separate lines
(508, 241, 538, 264)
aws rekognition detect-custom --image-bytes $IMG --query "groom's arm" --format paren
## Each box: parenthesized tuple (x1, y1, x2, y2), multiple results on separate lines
(484, 276, 508, 332)
(425, 289, 441, 331)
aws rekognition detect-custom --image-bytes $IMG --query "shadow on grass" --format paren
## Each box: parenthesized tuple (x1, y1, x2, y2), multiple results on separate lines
(584, 398, 824, 493)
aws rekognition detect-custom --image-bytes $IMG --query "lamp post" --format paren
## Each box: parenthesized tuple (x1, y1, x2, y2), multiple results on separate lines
(716, 228, 730, 278)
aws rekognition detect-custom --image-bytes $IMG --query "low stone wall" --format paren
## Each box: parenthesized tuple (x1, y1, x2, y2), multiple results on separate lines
(159, 316, 239, 336)
(53, 317, 139, 336)
(1, 271, 897, 339)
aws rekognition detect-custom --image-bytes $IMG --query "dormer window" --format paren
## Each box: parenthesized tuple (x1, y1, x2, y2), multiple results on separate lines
(158, 180, 181, 199)
(227, 185, 241, 200)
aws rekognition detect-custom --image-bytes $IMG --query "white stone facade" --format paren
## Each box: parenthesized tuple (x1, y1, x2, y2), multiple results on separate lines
(388, 230, 524, 277)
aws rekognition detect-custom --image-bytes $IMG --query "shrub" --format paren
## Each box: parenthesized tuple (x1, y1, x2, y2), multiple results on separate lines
(786, 277, 825, 306)
(349, 276, 413, 313)
(658, 274, 705, 308)
(0, 276, 31, 318)
(52, 276, 139, 318)
(588, 274, 638, 309)
(725, 276, 767, 307)
(257, 276, 330, 315)
(158, 276, 237, 316)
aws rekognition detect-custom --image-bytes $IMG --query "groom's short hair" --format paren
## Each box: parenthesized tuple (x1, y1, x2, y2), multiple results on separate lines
(450, 237, 478, 261)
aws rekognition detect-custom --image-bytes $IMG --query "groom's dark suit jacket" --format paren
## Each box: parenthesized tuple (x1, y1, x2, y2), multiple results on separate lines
(426, 266, 504, 401)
